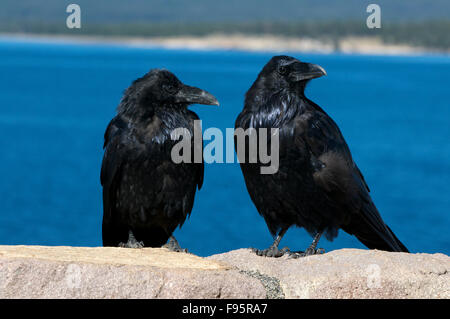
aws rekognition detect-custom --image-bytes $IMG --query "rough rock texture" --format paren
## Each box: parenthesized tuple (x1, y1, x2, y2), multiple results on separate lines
(0, 246, 265, 298)
(210, 248, 450, 298)
(0, 245, 448, 299)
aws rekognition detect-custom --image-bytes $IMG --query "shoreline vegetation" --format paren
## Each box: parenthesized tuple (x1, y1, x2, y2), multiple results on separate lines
(2, 32, 448, 56)
(1, 20, 449, 55)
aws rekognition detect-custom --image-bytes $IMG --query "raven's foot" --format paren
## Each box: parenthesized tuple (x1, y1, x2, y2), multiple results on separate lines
(287, 247, 325, 259)
(287, 231, 325, 258)
(163, 236, 188, 253)
(118, 241, 144, 248)
(118, 231, 144, 248)
(251, 246, 290, 258)
(252, 228, 290, 258)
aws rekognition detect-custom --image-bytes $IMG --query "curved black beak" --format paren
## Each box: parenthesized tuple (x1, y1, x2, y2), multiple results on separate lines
(289, 62, 327, 82)
(174, 85, 219, 106)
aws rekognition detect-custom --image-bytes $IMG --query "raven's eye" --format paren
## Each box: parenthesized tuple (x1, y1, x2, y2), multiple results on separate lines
(278, 66, 288, 75)
(162, 84, 178, 94)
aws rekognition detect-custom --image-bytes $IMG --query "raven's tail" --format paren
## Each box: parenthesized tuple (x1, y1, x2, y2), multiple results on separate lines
(386, 225, 409, 252)
(135, 226, 171, 248)
(343, 206, 409, 253)
(102, 223, 171, 248)
(352, 223, 409, 253)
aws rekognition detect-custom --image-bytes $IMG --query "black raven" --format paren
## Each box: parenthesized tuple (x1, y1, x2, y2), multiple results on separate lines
(101, 69, 218, 249)
(235, 56, 408, 257)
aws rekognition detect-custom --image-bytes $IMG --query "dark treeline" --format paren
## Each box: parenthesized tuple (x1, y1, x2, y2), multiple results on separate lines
(1, 20, 449, 50)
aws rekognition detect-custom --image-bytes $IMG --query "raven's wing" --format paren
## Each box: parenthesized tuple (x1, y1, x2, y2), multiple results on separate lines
(101, 113, 204, 247)
(100, 116, 130, 246)
(188, 110, 204, 191)
(295, 107, 408, 252)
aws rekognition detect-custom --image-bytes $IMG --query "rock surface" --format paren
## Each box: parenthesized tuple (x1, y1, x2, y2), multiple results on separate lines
(209, 248, 450, 298)
(0, 245, 448, 298)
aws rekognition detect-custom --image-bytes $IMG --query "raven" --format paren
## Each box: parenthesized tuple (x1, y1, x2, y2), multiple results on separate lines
(235, 56, 408, 257)
(101, 69, 218, 250)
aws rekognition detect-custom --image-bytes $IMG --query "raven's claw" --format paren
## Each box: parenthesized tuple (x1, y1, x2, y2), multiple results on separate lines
(287, 247, 325, 259)
(163, 236, 188, 253)
(251, 246, 290, 258)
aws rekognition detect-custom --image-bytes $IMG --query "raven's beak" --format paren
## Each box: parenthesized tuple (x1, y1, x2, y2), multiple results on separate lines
(290, 62, 327, 82)
(174, 85, 219, 106)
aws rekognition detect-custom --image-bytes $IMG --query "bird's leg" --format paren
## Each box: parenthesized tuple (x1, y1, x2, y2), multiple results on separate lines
(304, 231, 325, 255)
(252, 228, 290, 258)
(288, 231, 325, 258)
(163, 236, 188, 253)
(119, 230, 144, 248)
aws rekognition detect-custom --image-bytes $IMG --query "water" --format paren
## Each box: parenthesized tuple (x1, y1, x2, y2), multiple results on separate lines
(0, 38, 449, 256)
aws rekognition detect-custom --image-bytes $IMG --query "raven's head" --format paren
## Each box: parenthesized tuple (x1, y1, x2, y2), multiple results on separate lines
(122, 69, 219, 110)
(251, 55, 326, 95)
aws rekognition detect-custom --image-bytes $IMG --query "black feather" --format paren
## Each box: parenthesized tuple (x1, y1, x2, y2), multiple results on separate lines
(235, 56, 408, 252)
(101, 69, 216, 247)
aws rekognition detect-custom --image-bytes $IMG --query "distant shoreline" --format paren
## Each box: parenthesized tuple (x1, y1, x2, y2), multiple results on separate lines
(1, 32, 449, 56)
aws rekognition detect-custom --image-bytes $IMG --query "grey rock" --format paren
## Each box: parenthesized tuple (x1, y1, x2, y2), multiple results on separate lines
(0, 245, 266, 299)
(209, 248, 450, 298)
(0, 245, 448, 299)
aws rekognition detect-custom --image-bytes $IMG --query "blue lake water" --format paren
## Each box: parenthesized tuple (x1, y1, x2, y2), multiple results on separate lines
(0, 38, 449, 256)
